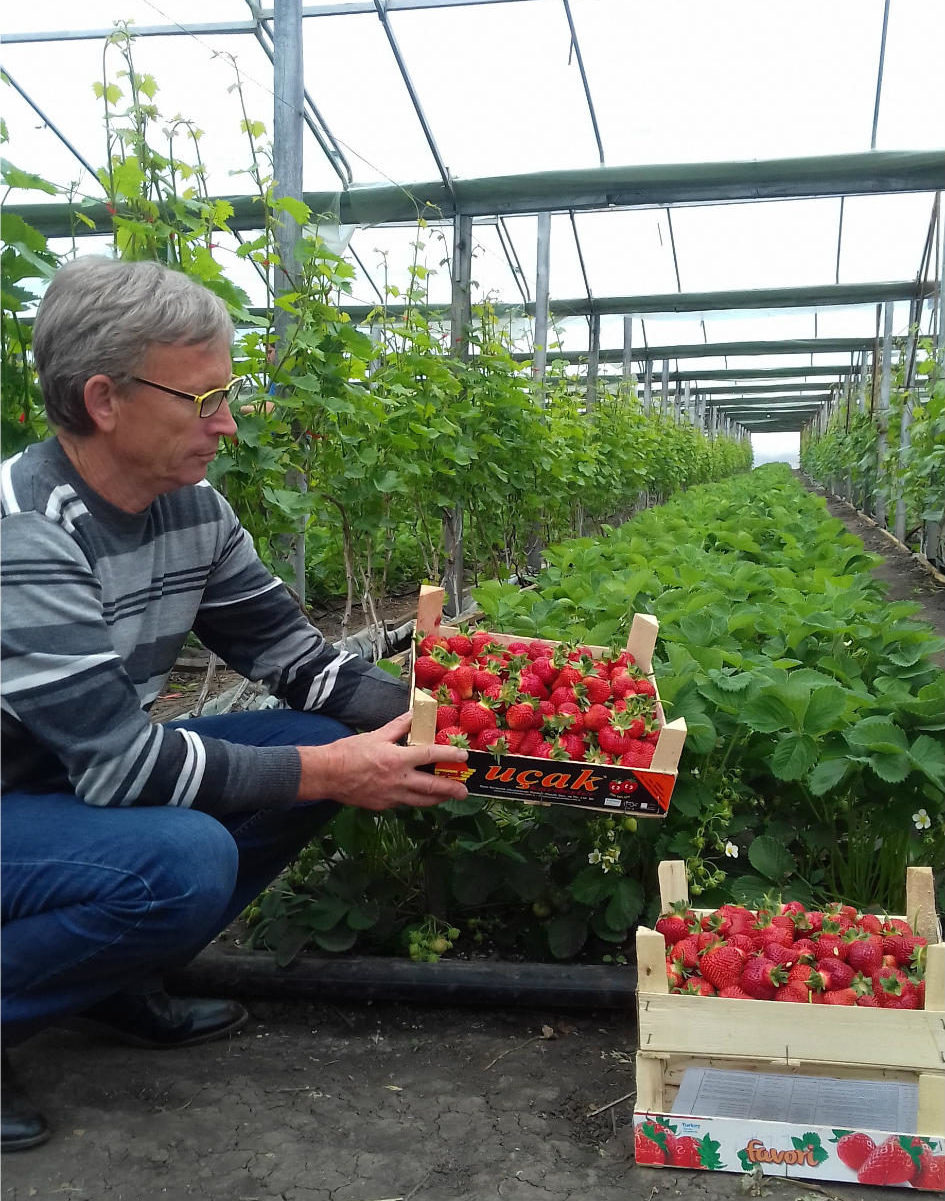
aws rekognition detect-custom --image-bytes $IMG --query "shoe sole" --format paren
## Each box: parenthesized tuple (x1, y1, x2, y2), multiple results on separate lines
(60, 1007, 249, 1050)
(1, 1126, 52, 1152)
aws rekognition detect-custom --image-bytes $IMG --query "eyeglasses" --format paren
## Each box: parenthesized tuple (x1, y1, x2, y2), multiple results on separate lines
(131, 375, 249, 418)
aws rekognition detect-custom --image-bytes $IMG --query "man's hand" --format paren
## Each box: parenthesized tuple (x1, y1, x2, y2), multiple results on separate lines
(297, 711, 469, 809)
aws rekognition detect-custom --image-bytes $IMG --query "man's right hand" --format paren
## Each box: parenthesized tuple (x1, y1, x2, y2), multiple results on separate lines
(296, 710, 469, 810)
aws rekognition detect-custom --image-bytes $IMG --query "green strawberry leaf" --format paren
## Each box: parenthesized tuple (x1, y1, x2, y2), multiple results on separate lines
(830, 1128, 853, 1143)
(737, 1147, 753, 1172)
(699, 1134, 724, 1170)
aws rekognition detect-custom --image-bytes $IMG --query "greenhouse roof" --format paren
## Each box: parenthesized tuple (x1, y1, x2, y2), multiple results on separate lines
(3, 0, 944, 438)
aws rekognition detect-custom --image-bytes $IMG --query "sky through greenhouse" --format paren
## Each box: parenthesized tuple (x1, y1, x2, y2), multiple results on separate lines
(3, 0, 944, 462)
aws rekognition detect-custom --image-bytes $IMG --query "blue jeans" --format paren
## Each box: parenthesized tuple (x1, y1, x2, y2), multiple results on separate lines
(1, 709, 347, 1046)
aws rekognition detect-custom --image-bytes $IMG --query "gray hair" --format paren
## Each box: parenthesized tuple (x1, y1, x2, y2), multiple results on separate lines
(32, 256, 234, 436)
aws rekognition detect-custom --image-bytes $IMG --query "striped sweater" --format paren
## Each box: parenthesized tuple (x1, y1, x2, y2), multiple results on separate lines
(1, 438, 409, 815)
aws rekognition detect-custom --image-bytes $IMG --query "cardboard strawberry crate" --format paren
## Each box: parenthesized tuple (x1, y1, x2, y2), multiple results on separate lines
(407, 585, 687, 817)
(633, 860, 945, 1189)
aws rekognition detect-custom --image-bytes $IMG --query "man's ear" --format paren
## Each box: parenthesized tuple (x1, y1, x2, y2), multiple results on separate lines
(83, 374, 122, 432)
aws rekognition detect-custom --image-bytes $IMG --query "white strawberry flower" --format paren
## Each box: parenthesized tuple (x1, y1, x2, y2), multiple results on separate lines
(588, 849, 602, 865)
(912, 808, 931, 831)
(724, 840, 739, 858)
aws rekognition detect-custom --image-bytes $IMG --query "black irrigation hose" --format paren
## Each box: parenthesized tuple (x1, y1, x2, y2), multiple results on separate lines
(168, 946, 638, 1010)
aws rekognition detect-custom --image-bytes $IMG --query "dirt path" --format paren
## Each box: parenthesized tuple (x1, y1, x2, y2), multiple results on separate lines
(2, 1002, 915, 1201)
(5, 488, 942, 1201)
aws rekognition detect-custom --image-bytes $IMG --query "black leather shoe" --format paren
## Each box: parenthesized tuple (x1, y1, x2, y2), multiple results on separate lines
(2, 1052, 51, 1152)
(65, 990, 248, 1049)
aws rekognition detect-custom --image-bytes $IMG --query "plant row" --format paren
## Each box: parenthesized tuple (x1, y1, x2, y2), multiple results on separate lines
(800, 351, 944, 563)
(244, 465, 943, 966)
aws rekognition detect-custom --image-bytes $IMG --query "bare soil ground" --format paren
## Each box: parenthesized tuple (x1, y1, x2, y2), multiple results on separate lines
(5, 490, 941, 1201)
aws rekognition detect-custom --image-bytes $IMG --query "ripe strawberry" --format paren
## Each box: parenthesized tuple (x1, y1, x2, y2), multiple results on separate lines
(857, 1138, 918, 1185)
(446, 633, 473, 656)
(618, 741, 655, 769)
(728, 933, 755, 955)
(531, 739, 555, 759)
(469, 631, 494, 656)
(871, 965, 913, 1006)
(478, 728, 514, 755)
(717, 985, 752, 1000)
(741, 957, 786, 1000)
(441, 663, 475, 699)
(527, 656, 557, 685)
(856, 993, 880, 1006)
(813, 933, 846, 960)
(774, 983, 810, 1003)
(762, 941, 797, 966)
(670, 936, 700, 971)
(418, 633, 448, 655)
(700, 944, 747, 991)
(884, 991, 919, 1010)
(792, 937, 819, 963)
(517, 728, 543, 757)
(915, 1150, 945, 1191)
(505, 640, 530, 657)
(435, 703, 459, 730)
(669, 1136, 703, 1168)
(665, 958, 685, 990)
(518, 673, 550, 700)
(857, 912, 884, 934)
(558, 732, 586, 761)
(835, 1131, 876, 1171)
(414, 655, 447, 688)
(459, 700, 497, 735)
(656, 905, 697, 947)
(812, 958, 855, 991)
(823, 987, 858, 1005)
(434, 726, 469, 748)
(634, 678, 657, 697)
(581, 703, 612, 733)
(580, 674, 612, 705)
(845, 934, 884, 975)
(506, 698, 541, 730)
(526, 640, 555, 660)
(675, 978, 716, 996)
(885, 933, 926, 967)
(556, 702, 585, 731)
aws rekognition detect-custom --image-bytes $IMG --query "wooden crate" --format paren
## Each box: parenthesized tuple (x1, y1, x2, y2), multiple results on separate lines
(408, 585, 687, 816)
(633, 860, 945, 1188)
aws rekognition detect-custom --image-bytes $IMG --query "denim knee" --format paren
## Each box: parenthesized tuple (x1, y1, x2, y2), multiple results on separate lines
(134, 809, 240, 933)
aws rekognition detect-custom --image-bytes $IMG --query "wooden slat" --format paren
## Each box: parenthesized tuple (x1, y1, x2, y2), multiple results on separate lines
(408, 686, 437, 747)
(918, 1072, 945, 1137)
(636, 928, 669, 994)
(636, 991, 945, 1073)
(650, 719, 688, 774)
(634, 1052, 667, 1112)
(626, 613, 658, 674)
(657, 860, 689, 911)
(907, 866, 942, 943)
(925, 943, 945, 1013)
(415, 585, 445, 640)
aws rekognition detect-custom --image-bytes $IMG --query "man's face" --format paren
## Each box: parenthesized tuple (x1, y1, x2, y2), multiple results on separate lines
(112, 338, 237, 503)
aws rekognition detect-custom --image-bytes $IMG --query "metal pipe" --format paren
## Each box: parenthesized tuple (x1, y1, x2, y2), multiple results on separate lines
(13, 152, 944, 234)
(871, 0, 891, 150)
(562, 0, 605, 166)
(1, 68, 101, 184)
(372, 0, 454, 198)
(273, 0, 307, 605)
(532, 212, 551, 393)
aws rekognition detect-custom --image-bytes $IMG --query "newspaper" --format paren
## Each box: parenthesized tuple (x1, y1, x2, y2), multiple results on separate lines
(672, 1068, 918, 1132)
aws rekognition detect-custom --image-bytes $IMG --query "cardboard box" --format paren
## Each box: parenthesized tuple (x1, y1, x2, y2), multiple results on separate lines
(633, 860, 945, 1189)
(408, 585, 687, 816)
